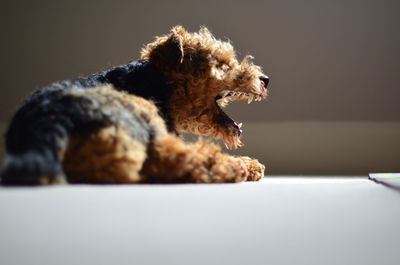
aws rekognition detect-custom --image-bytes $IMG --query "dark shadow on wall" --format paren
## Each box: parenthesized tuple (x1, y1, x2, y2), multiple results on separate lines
(1, 0, 400, 122)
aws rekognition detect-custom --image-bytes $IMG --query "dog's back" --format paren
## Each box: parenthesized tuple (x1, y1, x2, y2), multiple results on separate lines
(0, 61, 171, 185)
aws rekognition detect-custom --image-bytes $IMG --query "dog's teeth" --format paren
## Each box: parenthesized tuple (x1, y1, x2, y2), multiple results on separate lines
(247, 95, 254, 104)
(238, 123, 243, 128)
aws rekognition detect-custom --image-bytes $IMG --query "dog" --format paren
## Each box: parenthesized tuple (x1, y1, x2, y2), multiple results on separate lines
(0, 26, 269, 185)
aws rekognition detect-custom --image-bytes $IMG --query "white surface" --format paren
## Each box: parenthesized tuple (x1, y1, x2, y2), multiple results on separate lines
(0, 177, 399, 265)
(369, 173, 400, 189)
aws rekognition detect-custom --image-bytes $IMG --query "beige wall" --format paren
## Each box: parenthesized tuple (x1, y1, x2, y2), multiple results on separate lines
(228, 121, 400, 175)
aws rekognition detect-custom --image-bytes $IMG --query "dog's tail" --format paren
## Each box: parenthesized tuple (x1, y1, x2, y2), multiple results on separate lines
(1, 108, 68, 186)
(0, 150, 65, 186)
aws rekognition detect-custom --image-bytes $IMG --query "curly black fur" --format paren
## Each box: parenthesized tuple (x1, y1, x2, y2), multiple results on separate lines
(1, 60, 173, 185)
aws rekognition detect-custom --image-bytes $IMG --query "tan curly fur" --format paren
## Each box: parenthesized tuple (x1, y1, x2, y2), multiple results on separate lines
(141, 26, 268, 149)
(58, 26, 268, 184)
(64, 125, 147, 184)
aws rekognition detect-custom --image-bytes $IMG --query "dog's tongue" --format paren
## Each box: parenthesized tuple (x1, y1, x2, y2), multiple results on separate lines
(234, 121, 243, 129)
(233, 121, 243, 136)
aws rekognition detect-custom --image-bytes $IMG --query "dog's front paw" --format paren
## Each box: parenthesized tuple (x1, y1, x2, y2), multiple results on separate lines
(238, 156, 265, 181)
(205, 154, 249, 183)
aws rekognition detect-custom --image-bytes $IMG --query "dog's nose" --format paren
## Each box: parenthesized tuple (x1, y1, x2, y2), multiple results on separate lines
(259, 76, 269, 87)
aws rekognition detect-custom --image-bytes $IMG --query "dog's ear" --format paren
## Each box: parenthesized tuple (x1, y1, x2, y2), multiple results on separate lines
(148, 26, 186, 68)
(165, 27, 185, 64)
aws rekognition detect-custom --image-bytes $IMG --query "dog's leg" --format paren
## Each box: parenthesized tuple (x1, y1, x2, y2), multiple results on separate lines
(141, 135, 250, 183)
(236, 156, 265, 181)
(63, 125, 147, 184)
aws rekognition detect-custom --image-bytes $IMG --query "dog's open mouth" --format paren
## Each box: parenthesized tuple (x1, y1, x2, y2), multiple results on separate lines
(214, 89, 266, 148)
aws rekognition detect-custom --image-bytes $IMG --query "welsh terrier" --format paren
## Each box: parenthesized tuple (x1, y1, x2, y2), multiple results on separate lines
(1, 26, 269, 185)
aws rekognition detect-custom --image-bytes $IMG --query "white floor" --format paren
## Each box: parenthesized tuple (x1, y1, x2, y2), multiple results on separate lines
(0, 177, 399, 265)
